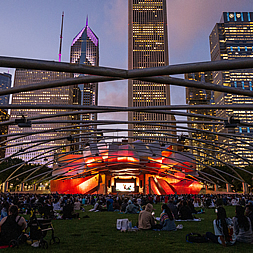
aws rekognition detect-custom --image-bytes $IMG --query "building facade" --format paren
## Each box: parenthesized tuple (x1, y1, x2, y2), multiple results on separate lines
(209, 12, 253, 165)
(0, 73, 11, 159)
(70, 19, 99, 121)
(5, 70, 73, 166)
(128, 0, 171, 143)
(0, 109, 9, 159)
(185, 72, 218, 169)
(0, 73, 12, 106)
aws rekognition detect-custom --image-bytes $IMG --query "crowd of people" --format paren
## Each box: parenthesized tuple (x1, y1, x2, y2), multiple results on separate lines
(0, 192, 252, 246)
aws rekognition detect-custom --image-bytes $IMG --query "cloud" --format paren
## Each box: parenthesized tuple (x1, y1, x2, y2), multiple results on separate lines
(167, 0, 253, 64)
(98, 80, 127, 107)
(102, 0, 128, 43)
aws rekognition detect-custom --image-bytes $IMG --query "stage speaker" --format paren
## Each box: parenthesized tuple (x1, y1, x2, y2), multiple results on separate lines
(108, 180, 111, 187)
(140, 180, 143, 188)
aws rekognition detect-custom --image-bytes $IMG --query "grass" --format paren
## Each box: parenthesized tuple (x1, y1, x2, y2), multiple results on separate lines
(2, 205, 253, 252)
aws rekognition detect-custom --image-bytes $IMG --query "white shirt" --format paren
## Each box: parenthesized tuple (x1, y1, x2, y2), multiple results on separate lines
(213, 218, 236, 245)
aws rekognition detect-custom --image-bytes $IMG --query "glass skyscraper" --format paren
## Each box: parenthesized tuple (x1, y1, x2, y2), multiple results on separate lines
(0, 72, 12, 106)
(185, 72, 217, 168)
(128, 0, 171, 143)
(0, 73, 11, 159)
(6, 70, 73, 166)
(0, 109, 9, 159)
(209, 12, 253, 165)
(70, 19, 99, 122)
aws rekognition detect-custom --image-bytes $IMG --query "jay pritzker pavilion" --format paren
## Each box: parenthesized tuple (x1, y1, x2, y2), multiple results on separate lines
(50, 140, 202, 195)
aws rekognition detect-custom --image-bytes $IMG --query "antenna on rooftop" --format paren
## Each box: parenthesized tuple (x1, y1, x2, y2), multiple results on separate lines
(58, 11, 64, 62)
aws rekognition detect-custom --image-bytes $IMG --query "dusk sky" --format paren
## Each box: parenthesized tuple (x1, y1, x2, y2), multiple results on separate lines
(1, 0, 253, 126)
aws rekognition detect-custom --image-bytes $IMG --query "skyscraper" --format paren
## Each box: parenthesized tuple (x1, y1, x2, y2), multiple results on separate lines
(128, 0, 171, 143)
(0, 73, 11, 159)
(185, 72, 217, 168)
(0, 73, 12, 106)
(0, 109, 9, 159)
(209, 12, 253, 165)
(6, 70, 73, 166)
(70, 18, 99, 121)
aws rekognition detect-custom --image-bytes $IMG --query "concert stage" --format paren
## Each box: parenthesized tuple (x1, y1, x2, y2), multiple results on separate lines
(50, 141, 202, 195)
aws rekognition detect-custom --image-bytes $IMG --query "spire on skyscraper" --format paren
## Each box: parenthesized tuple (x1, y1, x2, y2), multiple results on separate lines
(58, 11, 64, 62)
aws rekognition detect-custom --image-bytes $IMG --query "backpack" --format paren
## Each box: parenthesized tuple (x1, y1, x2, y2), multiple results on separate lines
(186, 233, 208, 243)
(0, 216, 22, 245)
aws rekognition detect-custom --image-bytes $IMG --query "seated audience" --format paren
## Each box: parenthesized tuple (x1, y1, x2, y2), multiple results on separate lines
(89, 200, 103, 212)
(0, 205, 27, 245)
(53, 198, 61, 211)
(0, 202, 9, 221)
(106, 197, 114, 212)
(42, 200, 54, 219)
(121, 199, 128, 212)
(245, 204, 253, 229)
(179, 201, 193, 220)
(62, 200, 79, 219)
(160, 204, 177, 231)
(125, 200, 139, 214)
(187, 200, 197, 214)
(233, 206, 253, 243)
(167, 199, 179, 219)
(138, 203, 155, 230)
(74, 198, 81, 211)
(113, 199, 120, 212)
(231, 198, 238, 206)
(193, 198, 200, 208)
(206, 207, 236, 247)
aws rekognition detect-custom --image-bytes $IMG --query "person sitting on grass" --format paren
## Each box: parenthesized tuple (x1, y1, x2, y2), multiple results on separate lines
(138, 203, 156, 230)
(0, 201, 9, 221)
(62, 200, 79, 219)
(187, 200, 198, 214)
(106, 197, 114, 212)
(233, 206, 253, 243)
(89, 200, 102, 212)
(159, 204, 177, 231)
(74, 198, 81, 211)
(167, 199, 179, 220)
(53, 198, 61, 211)
(179, 201, 193, 220)
(121, 199, 128, 212)
(245, 204, 253, 230)
(0, 205, 27, 245)
(113, 199, 120, 212)
(206, 207, 236, 247)
(125, 200, 139, 214)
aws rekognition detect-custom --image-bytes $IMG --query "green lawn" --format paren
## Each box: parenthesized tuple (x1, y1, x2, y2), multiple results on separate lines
(2, 205, 252, 252)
